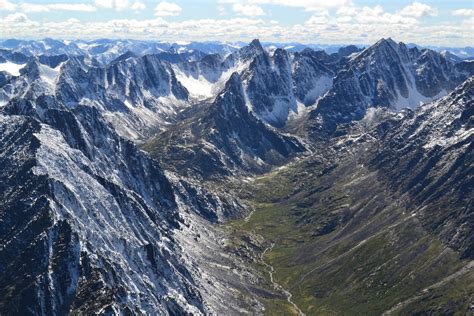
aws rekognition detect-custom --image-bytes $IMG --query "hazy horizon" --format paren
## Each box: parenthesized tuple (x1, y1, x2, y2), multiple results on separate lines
(1, 0, 473, 46)
(1, 37, 473, 50)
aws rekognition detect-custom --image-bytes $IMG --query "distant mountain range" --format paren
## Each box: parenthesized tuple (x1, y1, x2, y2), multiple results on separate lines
(1, 38, 472, 64)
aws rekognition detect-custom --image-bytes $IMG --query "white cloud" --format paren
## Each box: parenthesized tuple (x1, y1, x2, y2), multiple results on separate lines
(336, 15, 352, 23)
(0, 0, 16, 11)
(20, 3, 50, 13)
(155, 1, 182, 16)
(19, 3, 97, 13)
(66, 18, 81, 23)
(114, 0, 130, 10)
(218, 5, 227, 16)
(95, 0, 130, 11)
(47, 4, 97, 12)
(354, 5, 418, 25)
(252, 0, 352, 11)
(360, 5, 384, 18)
(130, 1, 146, 11)
(4, 13, 29, 23)
(452, 9, 474, 17)
(219, 0, 351, 12)
(19, 2, 96, 13)
(94, 0, 113, 8)
(232, 3, 265, 16)
(290, 0, 350, 10)
(336, 6, 357, 16)
(400, 2, 437, 18)
(306, 15, 329, 26)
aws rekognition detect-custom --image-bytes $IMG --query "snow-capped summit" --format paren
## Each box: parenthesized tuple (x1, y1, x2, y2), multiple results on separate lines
(173, 39, 335, 127)
(237, 38, 266, 61)
(1, 38, 471, 140)
(308, 38, 473, 136)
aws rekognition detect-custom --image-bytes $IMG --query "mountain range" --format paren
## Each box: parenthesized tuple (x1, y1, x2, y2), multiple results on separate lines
(1, 38, 472, 65)
(0, 37, 472, 315)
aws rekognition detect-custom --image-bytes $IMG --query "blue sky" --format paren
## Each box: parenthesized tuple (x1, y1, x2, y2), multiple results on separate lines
(1, 0, 473, 46)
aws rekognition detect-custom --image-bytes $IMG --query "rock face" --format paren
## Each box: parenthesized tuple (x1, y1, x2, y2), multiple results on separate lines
(56, 54, 190, 141)
(0, 112, 196, 314)
(5, 38, 466, 142)
(0, 94, 260, 315)
(308, 38, 473, 136)
(292, 49, 334, 105)
(371, 77, 474, 258)
(240, 41, 297, 127)
(3, 39, 335, 139)
(145, 73, 305, 178)
(57, 54, 189, 106)
(303, 45, 362, 73)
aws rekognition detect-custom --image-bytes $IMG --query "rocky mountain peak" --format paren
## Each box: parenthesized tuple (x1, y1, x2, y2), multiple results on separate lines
(239, 38, 266, 61)
(249, 38, 263, 50)
(308, 39, 473, 138)
(215, 72, 247, 116)
(372, 37, 398, 49)
(337, 44, 360, 57)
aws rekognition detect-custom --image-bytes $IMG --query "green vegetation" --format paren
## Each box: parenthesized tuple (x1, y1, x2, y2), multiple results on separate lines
(225, 155, 473, 315)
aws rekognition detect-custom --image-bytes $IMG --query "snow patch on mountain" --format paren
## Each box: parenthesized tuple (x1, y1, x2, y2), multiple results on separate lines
(393, 85, 447, 110)
(287, 101, 312, 120)
(38, 62, 62, 87)
(423, 127, 473, 149)
(303, 75, 333, 105)
(258, 97, 296, 125)
(173, 59, 251, 101)
(380, 77, 474, 152)
(0, 61, 25, 76)
(174, 72, 214, 99)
